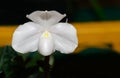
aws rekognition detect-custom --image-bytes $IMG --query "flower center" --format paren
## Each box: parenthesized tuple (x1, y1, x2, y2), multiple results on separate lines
(42, 31, 50, 38)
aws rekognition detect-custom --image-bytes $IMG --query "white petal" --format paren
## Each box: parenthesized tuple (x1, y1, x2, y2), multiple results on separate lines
(38, 32, 55, 56)
(12, 22, 43, 53)
(50, 23, 78, 54)
(26, 10, 66, 26)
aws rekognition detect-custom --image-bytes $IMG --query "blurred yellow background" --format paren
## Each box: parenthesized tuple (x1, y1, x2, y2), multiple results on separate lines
(1, 21, 120, 53)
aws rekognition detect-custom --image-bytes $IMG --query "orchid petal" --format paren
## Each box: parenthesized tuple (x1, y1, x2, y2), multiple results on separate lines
(12, 22, 43, 53)
(26, 10, 66, 26)
(38, 32, 54, 56)
(50, 23, 78, 53)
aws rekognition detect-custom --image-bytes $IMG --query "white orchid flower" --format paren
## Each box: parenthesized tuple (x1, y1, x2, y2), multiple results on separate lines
(12, 10, 78, 56)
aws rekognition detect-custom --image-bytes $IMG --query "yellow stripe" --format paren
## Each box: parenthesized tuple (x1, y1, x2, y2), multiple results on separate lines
(1, 21, 120, 53)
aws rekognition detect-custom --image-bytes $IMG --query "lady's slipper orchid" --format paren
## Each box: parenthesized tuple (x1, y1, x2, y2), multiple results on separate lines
(12, 10, 78, 56)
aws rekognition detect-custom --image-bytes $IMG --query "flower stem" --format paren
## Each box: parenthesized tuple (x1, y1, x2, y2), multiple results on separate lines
(44, 56, 50, 78)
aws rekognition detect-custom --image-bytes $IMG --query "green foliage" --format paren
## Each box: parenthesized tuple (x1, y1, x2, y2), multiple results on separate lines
(0, 46, 45, 78)
(1, 46, 120, 78)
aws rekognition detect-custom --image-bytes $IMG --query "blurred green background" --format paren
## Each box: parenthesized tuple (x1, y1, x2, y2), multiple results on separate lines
(0, 0, 120, 78)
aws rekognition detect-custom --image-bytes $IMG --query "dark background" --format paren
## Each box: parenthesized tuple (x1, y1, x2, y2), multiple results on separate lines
(0, 0, 120, 78)
(0, 0, 120, 24)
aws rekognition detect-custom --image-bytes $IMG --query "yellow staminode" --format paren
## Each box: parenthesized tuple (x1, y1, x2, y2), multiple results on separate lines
(42, 31, 50, 38)
(1, 21, 120, 53)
